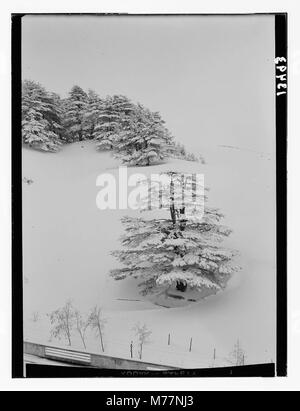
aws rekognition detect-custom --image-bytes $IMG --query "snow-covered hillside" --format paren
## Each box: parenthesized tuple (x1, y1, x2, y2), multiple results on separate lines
(22, 141, 276, 367)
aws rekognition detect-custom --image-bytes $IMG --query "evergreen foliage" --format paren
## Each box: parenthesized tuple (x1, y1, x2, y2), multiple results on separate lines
(63, 85, 88, 142)
(22, 80, 63, 151)
(94, 95, 134, 150)
(22, 80, 202, 165)
(113, 104, 174, 166)
(83, 89, 103, 140)
(111, 172, 240, 295)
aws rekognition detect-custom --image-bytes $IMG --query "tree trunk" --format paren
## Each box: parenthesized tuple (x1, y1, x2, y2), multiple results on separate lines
(170, 205, 176, 225)
(169, 174, 188, 293)
(170, 176, 177, 224)
(98, 322, 105, 352)
(79, 331, 86, 349)
(176, 281, 187, 292)
(139, 343, 143, 360)
(66, 330, 72, 346)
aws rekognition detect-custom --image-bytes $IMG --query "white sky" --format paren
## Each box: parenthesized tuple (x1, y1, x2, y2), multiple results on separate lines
(22, 15, 275, 154)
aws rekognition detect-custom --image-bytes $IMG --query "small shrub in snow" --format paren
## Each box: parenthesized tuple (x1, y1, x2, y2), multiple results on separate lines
(31, 311, 41, 323)
(172, 142, 205, 164)
(133, 322, 152, 360)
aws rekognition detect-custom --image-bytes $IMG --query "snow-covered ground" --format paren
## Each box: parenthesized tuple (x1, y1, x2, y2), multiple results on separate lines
(22, 141, 276, 368)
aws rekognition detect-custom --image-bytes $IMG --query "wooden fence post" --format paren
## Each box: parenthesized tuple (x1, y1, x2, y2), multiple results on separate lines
(130, 341, 133, 359)
(189, 338, 193, 352)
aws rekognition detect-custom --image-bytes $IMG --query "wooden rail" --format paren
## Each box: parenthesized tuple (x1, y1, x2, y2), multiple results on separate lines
(24, 341, 180, 370)
(45, 347, 91, 365)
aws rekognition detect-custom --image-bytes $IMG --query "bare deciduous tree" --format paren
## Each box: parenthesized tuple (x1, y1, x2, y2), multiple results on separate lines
(88, 306, 107, 352)
(74, 310, 90, 350)
(230, 339, 246, 366)
(31, 311, 40, 323)
(48, 300, 75, 346)
(133, 322, 152, 360)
